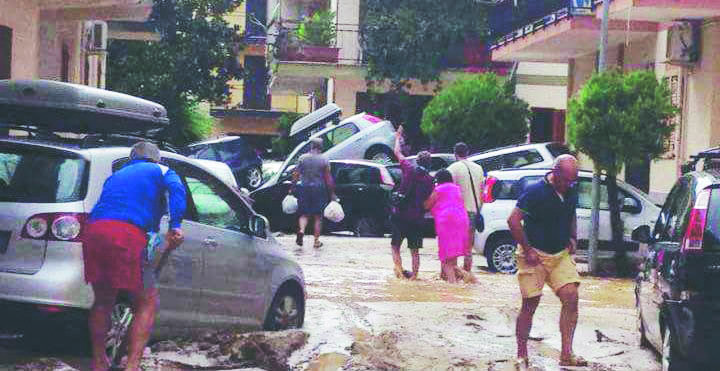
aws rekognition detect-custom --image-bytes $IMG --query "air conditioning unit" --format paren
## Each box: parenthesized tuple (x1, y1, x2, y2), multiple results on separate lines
(83, 21, 108, 51)
(666, 21, 700, 65)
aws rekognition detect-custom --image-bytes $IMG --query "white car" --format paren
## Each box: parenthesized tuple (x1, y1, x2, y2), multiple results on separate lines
(477, 168, 661, 273)
(468, 142, 571, 172)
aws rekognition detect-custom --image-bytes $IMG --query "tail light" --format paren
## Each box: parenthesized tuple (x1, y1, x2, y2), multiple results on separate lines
(379, 168, 395, 187)
(482, 176, 498, 203)
(21, 213, 87, 242)
(682, 189, 711, 253)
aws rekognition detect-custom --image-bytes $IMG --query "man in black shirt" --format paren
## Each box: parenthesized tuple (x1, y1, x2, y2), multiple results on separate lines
(507, 154, 586, 368)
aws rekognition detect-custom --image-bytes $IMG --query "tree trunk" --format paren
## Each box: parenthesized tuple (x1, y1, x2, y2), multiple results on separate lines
(588, 164, 602, 274)
(606, 172, 629, 276)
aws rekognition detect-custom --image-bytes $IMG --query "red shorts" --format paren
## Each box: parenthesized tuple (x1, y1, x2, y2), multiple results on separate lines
(82, 220, 147, 292)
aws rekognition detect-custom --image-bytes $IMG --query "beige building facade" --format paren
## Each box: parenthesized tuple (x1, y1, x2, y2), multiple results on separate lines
(492, 0, 720, 201)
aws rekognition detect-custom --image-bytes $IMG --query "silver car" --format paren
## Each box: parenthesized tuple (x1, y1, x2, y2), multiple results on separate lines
(0, 80, 305, 359)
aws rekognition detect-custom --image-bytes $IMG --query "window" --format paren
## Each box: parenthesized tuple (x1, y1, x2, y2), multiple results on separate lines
(492, 176, 543, 200)
(322, 123, 359, 150)
(476, 155, 503, 172)
(576, 178, 637, 211)
(430, 157, 449, 172)
(0, 146, 88, 203)
(188, 145, 219, 161)
(653, 180, 688, 242)
(333, 164, 380, 185)
(703, 189, 720, 251)
(546, 143, 571, 158)
(502, 150, 544, 169)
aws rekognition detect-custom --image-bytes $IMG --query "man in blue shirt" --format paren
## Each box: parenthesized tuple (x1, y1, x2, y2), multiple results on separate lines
(83, 142, 186, 371)
(507, 155, 586, 369)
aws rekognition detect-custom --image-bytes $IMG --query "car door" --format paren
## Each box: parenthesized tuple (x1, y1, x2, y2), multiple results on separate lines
(576, 177, 616, 243)
(170, 159, 269, 327)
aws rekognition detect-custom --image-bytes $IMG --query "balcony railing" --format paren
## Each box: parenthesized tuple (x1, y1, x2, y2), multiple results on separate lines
(273, 19, 363, 64)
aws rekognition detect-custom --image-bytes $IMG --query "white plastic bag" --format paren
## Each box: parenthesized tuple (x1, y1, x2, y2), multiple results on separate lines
(323, 200, 345, 223)
(282, 194, 298, 214)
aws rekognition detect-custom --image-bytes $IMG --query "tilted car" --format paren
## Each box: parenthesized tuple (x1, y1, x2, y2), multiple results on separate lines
(0, 80, 305, 362)
(467, 142, 571, 173)
(477, 168, 660, 273)
(633, 148, 720, 370)
(252, 159, 396, 237)
(183, 135, 264, 190)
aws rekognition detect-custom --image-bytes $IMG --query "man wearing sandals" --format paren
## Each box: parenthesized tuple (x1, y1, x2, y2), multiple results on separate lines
(507, 155, 587, 369)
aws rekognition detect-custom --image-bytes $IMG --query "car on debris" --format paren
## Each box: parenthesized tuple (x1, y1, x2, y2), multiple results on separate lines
(468, 142, 572, 172)
(477, 168, 660, 273)
(182, 136, 264, 190)
(252, 159, 396, 237)
(632, 147, 720, 370)
(0, 80, 306, 362)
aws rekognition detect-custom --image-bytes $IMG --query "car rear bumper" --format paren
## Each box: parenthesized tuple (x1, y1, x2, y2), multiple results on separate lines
(0, 242, 92, 309)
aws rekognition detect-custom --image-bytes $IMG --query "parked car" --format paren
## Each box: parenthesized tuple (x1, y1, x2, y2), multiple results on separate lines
(386, 153, 456, 178)
(252, 159, 396, 236)
(467, 142, 571, 173)
(0, 80, 305, 362)
(182, 136, 264, 190)
(477, 168, 660, 273)
(632, 148, 720, 370)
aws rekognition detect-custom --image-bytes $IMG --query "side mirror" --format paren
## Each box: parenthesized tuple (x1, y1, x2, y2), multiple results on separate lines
(631, 225, 652, 244)
(621, 197, 641, 213)
(249, 214, 269, 239)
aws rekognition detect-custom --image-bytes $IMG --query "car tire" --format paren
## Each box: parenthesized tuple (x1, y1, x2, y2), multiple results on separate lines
(263, 285, 305, 331)
(486, 236, 518, 274)
(365, 146, 395, 164)
(353, 216, 384, 237)
(244, 166, 264, 190)
(662, 327, 690, 371)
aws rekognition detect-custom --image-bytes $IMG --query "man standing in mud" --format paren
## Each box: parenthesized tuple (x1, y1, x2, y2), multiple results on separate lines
(507, 155, 586, 369)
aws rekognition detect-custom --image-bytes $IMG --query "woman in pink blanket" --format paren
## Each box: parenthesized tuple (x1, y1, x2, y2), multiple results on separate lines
(424, 169, 470, 283)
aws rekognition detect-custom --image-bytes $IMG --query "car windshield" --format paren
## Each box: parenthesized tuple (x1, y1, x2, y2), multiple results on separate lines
(546, 143, 571, 157)
(0, 144, 88, 203)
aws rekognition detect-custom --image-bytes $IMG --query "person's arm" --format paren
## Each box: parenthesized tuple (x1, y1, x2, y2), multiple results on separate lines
(507, 207, 539, 265)
(324, 162, 337, 201)
(393, 126, 406, 163)
(424, 190, 439, 210)
(164, 169, 187, 249)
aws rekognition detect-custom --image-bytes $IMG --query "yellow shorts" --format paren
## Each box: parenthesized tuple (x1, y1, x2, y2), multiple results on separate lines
(516, 247, 580, 298)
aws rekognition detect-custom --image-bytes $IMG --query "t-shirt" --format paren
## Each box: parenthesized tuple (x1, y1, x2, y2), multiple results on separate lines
(397, 158, 433, 221)
(515, 174, 578, 254)
(447, 159, 485, 213)
(297, 153, 329, 186)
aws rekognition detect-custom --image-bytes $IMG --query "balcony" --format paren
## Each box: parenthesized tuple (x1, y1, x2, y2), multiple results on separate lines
(604, 0, 720, 23)
(490, 4, 658, 63)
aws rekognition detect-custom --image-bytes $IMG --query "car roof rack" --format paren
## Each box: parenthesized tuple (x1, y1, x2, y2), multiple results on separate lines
(79, 133, 179, 153)
(289, 103, 342, 138)
(682, 147, 720, 174)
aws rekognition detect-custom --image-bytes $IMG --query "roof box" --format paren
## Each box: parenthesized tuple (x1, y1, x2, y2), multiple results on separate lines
(289, 103, 342, 139)
(0, 80, 169, 134)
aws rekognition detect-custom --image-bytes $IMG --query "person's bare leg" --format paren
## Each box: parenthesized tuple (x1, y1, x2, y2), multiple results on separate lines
(297, 215, 308, 246)
(124, 288, 159, 371)
(89, 284, 118, 371)
(410, 248, 420, 280)
(444, 257, 458, 283)
(556, 283, 580, 362)
(391, 245, 403, 278)
(464, 227, 474, 272)
(516, 295, 541, 360)
(313, 215, 323, 247)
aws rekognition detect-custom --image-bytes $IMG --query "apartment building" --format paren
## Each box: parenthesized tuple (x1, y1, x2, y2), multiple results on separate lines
(490, 0, 720, 200)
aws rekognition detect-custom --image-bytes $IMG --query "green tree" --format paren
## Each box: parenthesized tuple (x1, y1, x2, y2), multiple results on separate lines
(271, 112, 304, 158)
(107, 0, 245, 145)
(420, 73, 530, 151)
(360, 0, 489, 90)
(568, 69, 678, 271)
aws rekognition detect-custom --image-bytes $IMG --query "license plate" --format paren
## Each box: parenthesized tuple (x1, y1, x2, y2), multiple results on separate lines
(0, 231, 10, 254)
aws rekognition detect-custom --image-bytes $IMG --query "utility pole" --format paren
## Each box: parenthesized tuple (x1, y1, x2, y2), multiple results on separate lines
(588, 0, 611, 274)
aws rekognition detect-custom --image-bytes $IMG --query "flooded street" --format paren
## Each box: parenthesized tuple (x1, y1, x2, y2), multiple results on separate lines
(1, 235, 660, 370)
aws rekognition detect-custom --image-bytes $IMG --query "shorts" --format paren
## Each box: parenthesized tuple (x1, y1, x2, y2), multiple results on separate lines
(297, 184, 329, 215)
(82, 220, 153, 293)
(390, 216, 423, 249)
(516, 247, 580, 298)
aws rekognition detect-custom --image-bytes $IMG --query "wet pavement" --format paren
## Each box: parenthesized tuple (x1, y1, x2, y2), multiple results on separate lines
(1, 235, 660, 370)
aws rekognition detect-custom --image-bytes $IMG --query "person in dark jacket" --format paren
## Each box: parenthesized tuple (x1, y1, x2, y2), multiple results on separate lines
(390, 126, 433, 279)
(83, 142, 186, 371)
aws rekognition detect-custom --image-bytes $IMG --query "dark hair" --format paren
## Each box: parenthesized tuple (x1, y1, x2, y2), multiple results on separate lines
(454, 142, 469, 158)
(416, 151, 432, 169)
(435, 169, 453, 184)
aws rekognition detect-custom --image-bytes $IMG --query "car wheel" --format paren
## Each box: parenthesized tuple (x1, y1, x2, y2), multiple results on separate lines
(662, 327, 690, 371)
(486, 237, 518, 274)
(366, 146, 395, 164)
(353, 216, 383, 237)
(263, 286, 305, 331)
(244, 166, 264, 190)
(106, 301, 133, 366)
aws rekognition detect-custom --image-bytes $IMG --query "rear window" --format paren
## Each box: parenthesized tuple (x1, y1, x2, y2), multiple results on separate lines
(0, 146, 88, 203)
(546, 143, 571, 158)
(333, 164, 380, 185)
(703, 188, 720, 250)
(493, 176, 543, 200)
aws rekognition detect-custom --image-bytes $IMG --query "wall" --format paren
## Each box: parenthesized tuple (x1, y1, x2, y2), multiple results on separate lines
(37, 11, 82, 83)
(0, 0, 40, 79)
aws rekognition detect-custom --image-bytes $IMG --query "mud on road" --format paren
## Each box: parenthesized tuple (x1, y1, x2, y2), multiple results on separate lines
(2, 235, 660, 370)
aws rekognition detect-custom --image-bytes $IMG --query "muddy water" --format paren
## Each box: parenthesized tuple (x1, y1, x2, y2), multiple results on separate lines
(284, 235, 659, 370)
